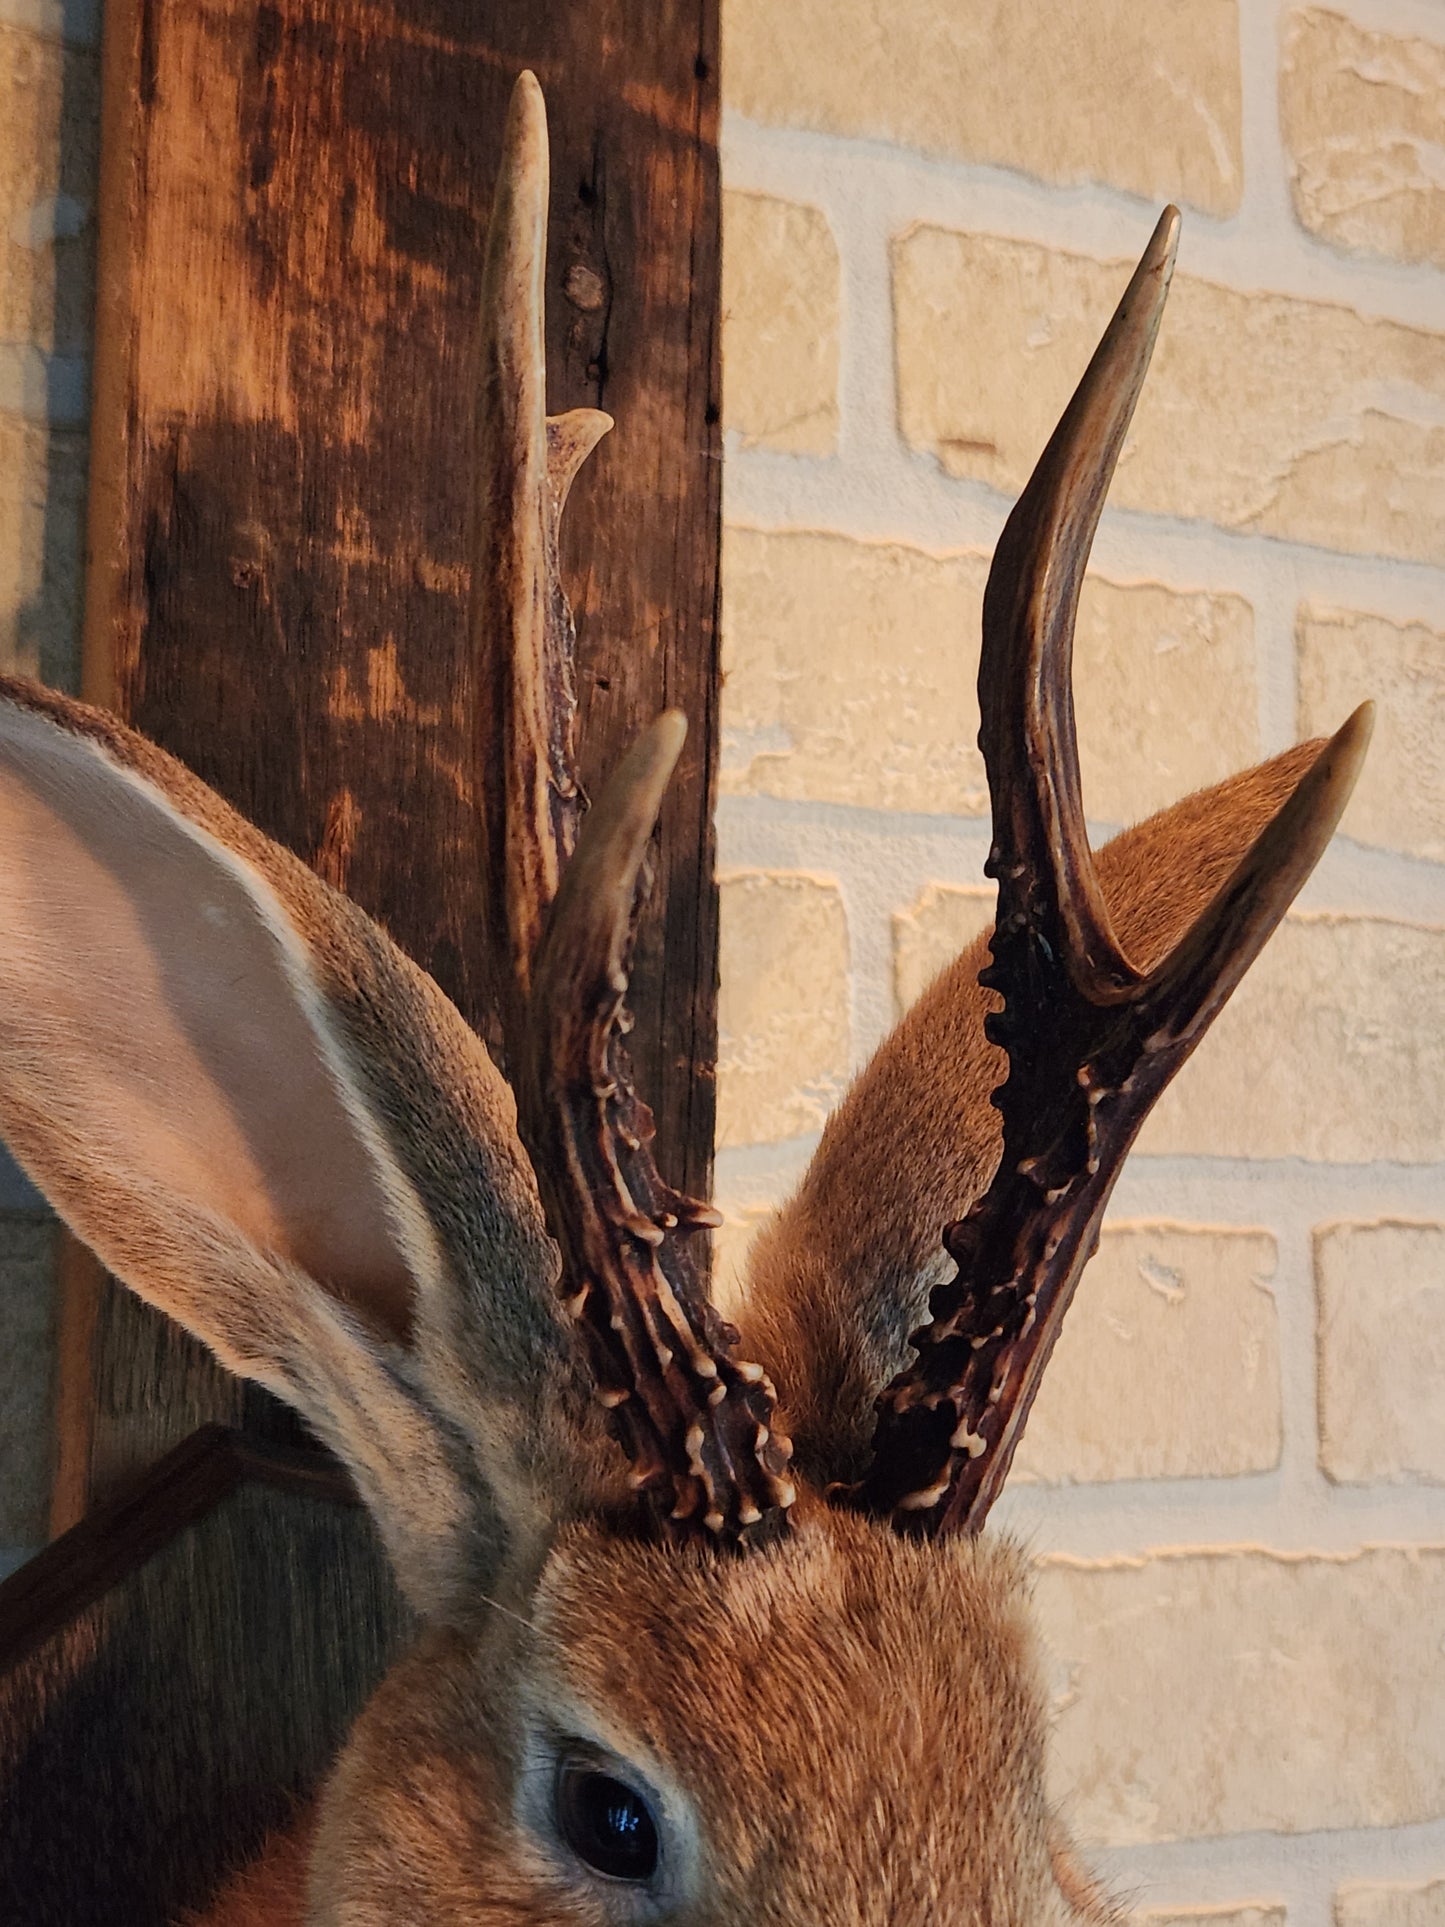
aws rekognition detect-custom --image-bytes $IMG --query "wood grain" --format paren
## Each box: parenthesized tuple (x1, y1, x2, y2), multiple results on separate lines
(0, 1430, 402, 1926)
(14, 0, 722, 1913)
(2, 1427, 358, 1678)
(73, 0, 722, 1505)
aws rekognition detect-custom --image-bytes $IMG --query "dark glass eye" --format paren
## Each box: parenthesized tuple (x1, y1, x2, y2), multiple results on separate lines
(555, 1762, 660, 1883)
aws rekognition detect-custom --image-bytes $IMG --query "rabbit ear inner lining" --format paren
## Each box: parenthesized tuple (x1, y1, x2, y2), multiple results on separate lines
(0, 701, 432, 1348)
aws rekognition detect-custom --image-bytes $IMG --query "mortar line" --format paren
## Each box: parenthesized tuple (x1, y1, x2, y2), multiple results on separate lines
(722, 110, 1445, 331)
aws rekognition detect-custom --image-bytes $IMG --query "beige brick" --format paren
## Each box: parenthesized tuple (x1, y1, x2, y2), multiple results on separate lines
(722, 192, 839, 455)
(894, 884, 994, 1013)
(1316, 1221, 1445, 1485)
(1037, 1545, 1445, 1843)
(1076, 582, 1257, 821)
(0, 1214, 56, 1544)
(1015, 1224, 1280, 1483)
(1140, 914, 1445, 1163)
(0, 24, 97, 353)
(1140, 1910, 1286, 1927)
(894, 227, 1445, 566)
(0, 413, 86, 689)
(1297, 605, 1445, 861)
(1282, 10, 1445, 270)
(722, 527, 1257, 822)
(723, 0, 1241, 215)
(1338, 1881, 1445, 1927)
(722, 531, 988, 817)
(717, 870, 850, 1147)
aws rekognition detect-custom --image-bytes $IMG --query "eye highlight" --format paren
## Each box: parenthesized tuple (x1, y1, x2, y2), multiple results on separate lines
(555, 1760, 661, 1883)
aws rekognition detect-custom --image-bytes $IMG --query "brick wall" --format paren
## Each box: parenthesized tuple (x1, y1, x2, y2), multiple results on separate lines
(0, 0, 96, 1580)
(0, 1, 1442, 1913)
(717, 2, 1445, 1920)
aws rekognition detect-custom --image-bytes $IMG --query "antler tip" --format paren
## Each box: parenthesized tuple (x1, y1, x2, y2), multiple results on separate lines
(532, 711, 687, 996)
(1314, 698, 1374, 828)
(501, 69, 549, 193)
(482, 68, 549, 346)
(654, 708, 688, 763)
(1150, 204, 1182, 269)
(1338, 697, 1375, 757)
(615, 712, 687, 847)
(512, 67, 545, 114)
(547, 408, 615, 513)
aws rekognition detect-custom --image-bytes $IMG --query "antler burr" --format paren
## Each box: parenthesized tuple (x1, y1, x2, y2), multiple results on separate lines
(520, 716, 796, 1536)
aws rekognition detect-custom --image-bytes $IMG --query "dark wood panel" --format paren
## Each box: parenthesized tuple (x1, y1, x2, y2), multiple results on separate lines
(0, 1429, 405, 1926)
(2, 1427, 357, 1677)
(9, 0, 722, 1911)
(71, 0, 721, 1501)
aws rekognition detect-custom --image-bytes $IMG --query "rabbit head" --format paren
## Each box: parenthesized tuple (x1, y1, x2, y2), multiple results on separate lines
(0, 72, 1368, 1927)
(313, 1509, 1089, 1925)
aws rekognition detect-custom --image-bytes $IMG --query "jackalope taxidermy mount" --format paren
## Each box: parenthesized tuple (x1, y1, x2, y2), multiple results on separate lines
(0, 73, 1368, 1926)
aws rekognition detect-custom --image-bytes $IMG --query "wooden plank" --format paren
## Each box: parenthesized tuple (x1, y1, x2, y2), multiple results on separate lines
(11, 0, 721, 1911)
(0, 1430, 405, 1926)
(1, 1426, 357, 1679)
(71, 0, 722, 1506)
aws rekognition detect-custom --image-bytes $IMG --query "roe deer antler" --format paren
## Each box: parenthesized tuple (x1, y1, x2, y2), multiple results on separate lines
(470, 74, 794, 1542)
(845, 207, 1372, 1537)
(0, 72, 1378, 1925)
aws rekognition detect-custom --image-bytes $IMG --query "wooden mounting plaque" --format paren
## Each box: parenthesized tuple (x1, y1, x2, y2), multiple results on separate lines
(8, 0, 722, 1912)
(0, 1428, 406, 1924)
(72, 1, 722, 1496)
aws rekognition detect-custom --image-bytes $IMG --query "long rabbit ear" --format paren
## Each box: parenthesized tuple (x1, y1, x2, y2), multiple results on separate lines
(0, 676, 594, 1615)
(0, 73, 629, 1619)
(739, 741, 1337, 1491)
(738, 213, 1369, 1509)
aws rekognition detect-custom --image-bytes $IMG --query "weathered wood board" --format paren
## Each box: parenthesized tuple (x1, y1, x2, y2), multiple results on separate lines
(0, 1429, 406, 1925)
(2, 0, 722, 1912)
(75, 0, 723, 1507)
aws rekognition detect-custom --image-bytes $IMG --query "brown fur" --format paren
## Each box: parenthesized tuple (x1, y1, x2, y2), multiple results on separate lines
(0, 675, 619, 1616)
(740, 740, 1323, 1487)
(0, 64, 1355, 1922)
(314, 1503, 1105, 1926)
(183, 1816, 316, 1927)
(0, 673, 1329, 1923)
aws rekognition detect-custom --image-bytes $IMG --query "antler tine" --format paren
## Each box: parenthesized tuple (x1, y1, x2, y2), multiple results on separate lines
(844, 211, 1371, 1539)
(980, 203, 1179, 1000)
(471, 70, 612, 1067)
(1140, 702, 1373, 1058)
(470, 77, 794, 1543)
(945, 703, 1373, 1533)
(519, 715, 797, 1541)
